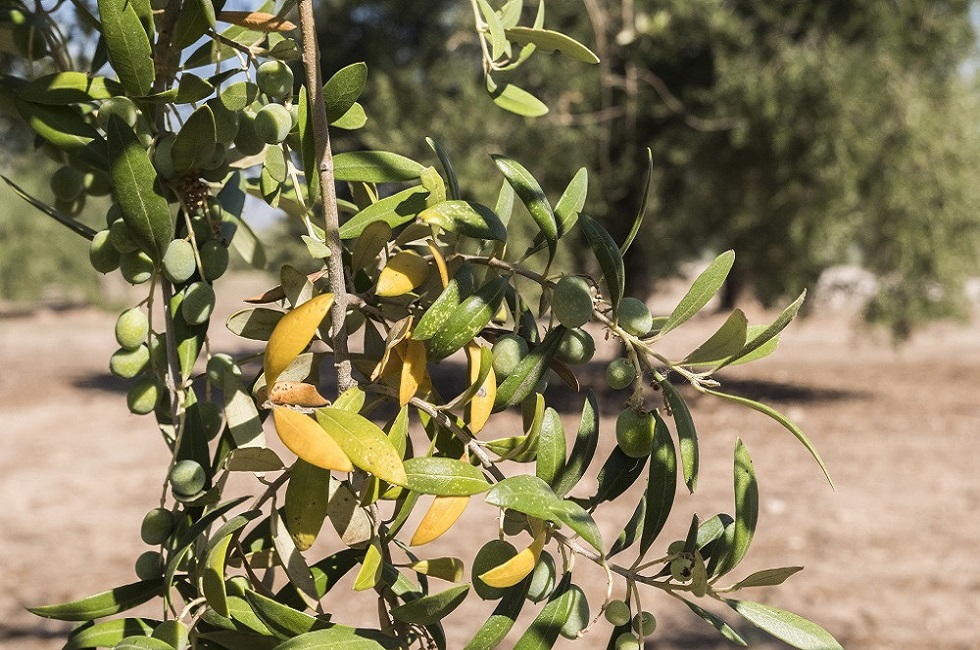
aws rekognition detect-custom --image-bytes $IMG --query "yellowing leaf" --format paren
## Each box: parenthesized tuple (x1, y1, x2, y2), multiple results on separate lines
(268, 381, 329, 407)
(427, 239, 449, 288)
(467, 344, 495, 434)
(376, 250, 429, 297)
(398, 338, 427, 406)
(217, 10, 297, 32)
(478, 530, 546, 588)
(351, 220, 391, 271)
(264, 293, 334, 386)
(272, 406, 353, 473)
(407, 557, 464, 582)
(410, 495, 469, 546)
(316, 407, 408, 486)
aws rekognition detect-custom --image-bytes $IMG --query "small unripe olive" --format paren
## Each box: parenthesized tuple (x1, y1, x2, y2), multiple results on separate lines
(552, 275, 593, 328)
(491, 334, 529, 378)
(233, 112, 266, 156)
(617, 296, 653, 337)
(89, 229, 120, 273)
(115, 308, 149, 350)
(105, 203, 123, 227)
(614, 632, 641, 650)
(98, 96, 140, 130)
(163, 239, 197, 284)
(472, 539, 518, 600)
(560, 585, 589, 639)
(669, 554, 695, 582)
(254, 103, 292, 144)
(120, 251, 155, 285)
(127, 376, 160, 415)
(199, 239, 229, 281)
(135, 550, 164, 580)
(526, 552, 556, 603)
(605, 358, 637, 390)
(556, 327, 595, 365)
(50, 165, 85, 202)
(604, 599, 631, 626)
(54, 195, 85, 217)
(616, 409, 655, 458)
(632, 610, 658, 636)
(256, 60, 294, 99)
(83, 170, 112, 196)
(109, 219, 140, 254)
(109, 346, 150, 379)
(206, 353, 241, 386)
(152, 135, 177, 180)
(169, 459, 207, 497)
(180, 281, 216, 325)
(140, 507, 175, 545)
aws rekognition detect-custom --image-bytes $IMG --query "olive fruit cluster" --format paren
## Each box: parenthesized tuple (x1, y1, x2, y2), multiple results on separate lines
(107, 307, 164, 415)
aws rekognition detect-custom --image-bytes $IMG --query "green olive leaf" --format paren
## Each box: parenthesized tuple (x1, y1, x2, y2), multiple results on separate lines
(97, 0, 155, 96)
(726, 600, 844, 650)
(486, 76, 549, 117)
(579, 213, 625, 309)
(639, 411, 677, 555)
(729, 566, 804, 591)
(107, 116, 174, 263)
(390, 584, 470, 626)
(658, 378, 699, 493)
(28, 579, 164, 621)
(535, 407, 565, 488)
(680, 599, 748, 647)
(243, 589, 333, 640)
(419, 200, 507, 241)
(403, 457, 490, 496)
(512, 574, 574, 650)
(338, 186, 429, 239)
(1, 175, 98, 240)
(493, 325, 565, 409)
(426, 277, 508, 360)
(226, 307, 285, 341)
(333, 151, 425, 183)
(492, 155, 556, 251)
(19, 72, 124, 103)
(63, 619, 159, 650)
(324, 62, 368, 122)
(592, 445, 647, 506)
(660, 250, 736, 336)
(426, 137, 461, 200)
(551, 390, 598, 498)
(683, 309, 749, 366)
(172, 104, 217, 173)
(607, 495, 645, 557)
(173, 0, 216, 49)
(504, 27, 600, 64)
(461, 576, 531, 650)
(316, 407, 408, 486)
(16, 100, 108, 168)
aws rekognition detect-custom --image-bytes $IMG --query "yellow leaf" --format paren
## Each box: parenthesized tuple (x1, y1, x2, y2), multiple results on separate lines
(268, 381, 329, 407)
(478, 530, 546, 588)
(272, 406, 353, 473)
(218, 10, 297, 32)
(467, 344, 495, 434)
(427, 239, 449, 288)
(398, 338, 427, 406)
(376, 250, 429, 297)
(407, 557, 464, 582)
(410, 495, 469, 546)
(264, 293, 334, 387)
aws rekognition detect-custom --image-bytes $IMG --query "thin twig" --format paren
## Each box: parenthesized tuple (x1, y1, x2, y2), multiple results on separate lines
(296, 0, 353, 393)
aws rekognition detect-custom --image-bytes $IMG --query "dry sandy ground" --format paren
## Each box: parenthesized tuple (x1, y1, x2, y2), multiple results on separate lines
(2, 274, 979, 649)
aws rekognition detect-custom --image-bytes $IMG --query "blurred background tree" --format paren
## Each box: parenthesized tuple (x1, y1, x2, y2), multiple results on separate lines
(314, 0, 980, 336)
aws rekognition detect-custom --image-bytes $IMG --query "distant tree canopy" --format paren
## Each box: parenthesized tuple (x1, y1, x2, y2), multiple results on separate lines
(316, 0, 980, 336)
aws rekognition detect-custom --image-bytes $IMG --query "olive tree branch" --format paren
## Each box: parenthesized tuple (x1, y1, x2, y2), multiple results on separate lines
(296, 0, 353, 393)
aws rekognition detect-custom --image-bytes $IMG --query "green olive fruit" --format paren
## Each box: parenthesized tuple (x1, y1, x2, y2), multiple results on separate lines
(527, 552, 556, 603)
(669, 554, 695, 582)
(83, 170, 112, 196)
(105, 203, 123, 227)
(169, 459, 207, 496)
(109, 219, 140, 254)
(197, 400, 224, 440)
(162, 239, 197, 284)
(472, 539, 518, 600)
(605, 358, 637, 390)
(134, 550, 164, 580)
(149, 334, 167, 370)
(560, 585, 590, 639)
(631, 611, 658, 636)
(188, 215, 213, 244)
(152, 135, 177, 180)
(89, 229, 120, 273)
(98, 96, 140, 130)
(207, 98, 241, 143)
(109, 345, 150, 379)
(501, 509, 527, 536)
(256, 60, 294, 99)
(667, 540, 686, 554)
(552, 275, 594, 328)
(115, 308, 149, 350)
(254, 103, 293, 144)
(140, 507, 175, 545)
(180, 281, 216, 325)
(614, 632, 641, 650)
(604, 599, 632, 626)
(50, 165, 85, 202)
(202, 143, 227, 171)
(616, 409, 655, 458)
(54, 195, 85, 217)
(206, 353, 241, 386)
(556, 327, 595, 365)
(617, 296, 653, 337)
(120, 251, 156, 285)
(492, 334, 529, 378)
(127, 376, 160, 415)
(199, 161, 230, 183)
(233, 111, 266, 156)
(199, 239, 229, 281)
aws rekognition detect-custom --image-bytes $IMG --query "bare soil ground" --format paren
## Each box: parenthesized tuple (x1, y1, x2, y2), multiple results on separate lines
(2, 273, 979, 649)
